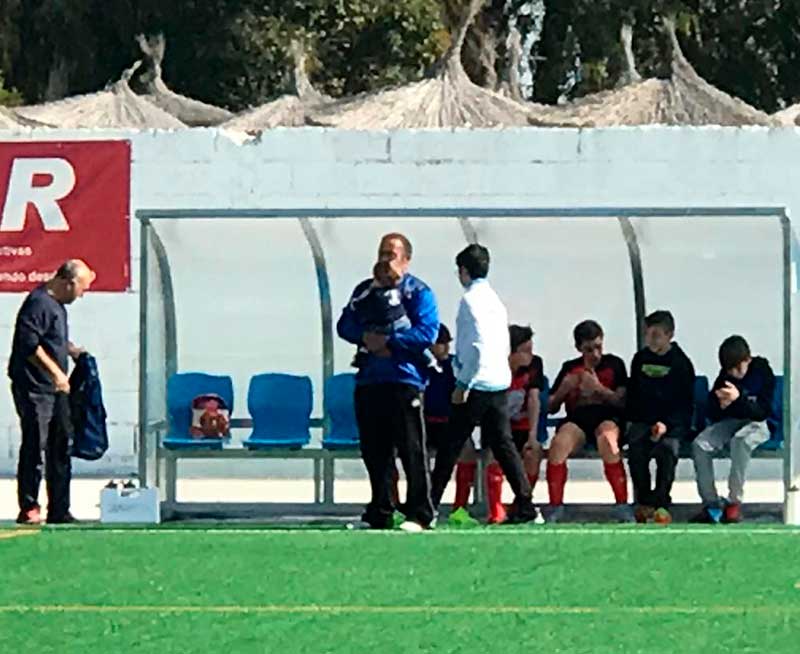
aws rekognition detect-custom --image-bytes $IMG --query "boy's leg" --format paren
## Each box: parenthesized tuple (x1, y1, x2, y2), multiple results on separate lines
(546, 424, 586, 507)
(523, 442, 543, 490)
(481, 391, 534, 512)
(728, 421, 770, 505)
(626, 423, 655, 506)
(453, 440, 478, 510)
(430, 395, 482, 508)
(691, 420, 740, 507)
(597, 421, 628, 505)
(652, 435, 680, 509)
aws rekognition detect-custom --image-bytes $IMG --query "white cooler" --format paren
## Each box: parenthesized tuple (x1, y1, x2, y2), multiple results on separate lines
(100, 486, 161, 524)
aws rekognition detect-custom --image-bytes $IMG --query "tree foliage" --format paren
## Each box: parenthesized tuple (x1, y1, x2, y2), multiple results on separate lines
(0, 0, 799, 113)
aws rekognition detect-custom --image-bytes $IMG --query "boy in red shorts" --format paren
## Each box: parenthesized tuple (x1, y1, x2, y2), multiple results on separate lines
(546, 320, 632, 523)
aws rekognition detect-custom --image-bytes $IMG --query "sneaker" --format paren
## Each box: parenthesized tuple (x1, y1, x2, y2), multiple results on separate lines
(504, 500, 539, 524)
(46, 512, 78, 525)
(392, 511, 406, 529)
(398, 520, 426, 533)
(16, 507, 42, 526)
(612, 503, 636, 523)
(635, 505, 655, 524)
(447, 507, 480, 529)
(653, 508, 672, 525)
(722, 502, 742, 524)
(546, 505, 566, 524)
(487, 503, 508, 525)
(689, 506, 722, 524)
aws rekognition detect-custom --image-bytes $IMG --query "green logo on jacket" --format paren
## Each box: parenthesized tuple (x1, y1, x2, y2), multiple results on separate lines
(641, 364, 671, 378)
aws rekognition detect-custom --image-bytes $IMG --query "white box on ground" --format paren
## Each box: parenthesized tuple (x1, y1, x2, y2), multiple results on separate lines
(100, 487, 161, 524)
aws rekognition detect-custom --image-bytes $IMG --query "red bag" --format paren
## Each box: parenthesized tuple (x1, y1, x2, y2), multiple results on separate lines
(189, 394, 230, 439)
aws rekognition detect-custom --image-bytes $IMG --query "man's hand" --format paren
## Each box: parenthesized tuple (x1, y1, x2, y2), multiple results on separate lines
(525, 431, 537, 452)
(67, 342, 85, 361)
(54, 371, 70, 394)
(651, 422, 667, 441)
(716, 382, 740, 409)
(452, 387, 468, 405)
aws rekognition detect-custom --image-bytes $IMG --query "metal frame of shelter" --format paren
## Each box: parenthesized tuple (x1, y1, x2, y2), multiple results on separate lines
(136, 207, 799, 523)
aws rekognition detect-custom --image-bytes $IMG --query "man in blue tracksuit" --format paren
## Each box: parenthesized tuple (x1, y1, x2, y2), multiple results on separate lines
(337, 233, 439, 531)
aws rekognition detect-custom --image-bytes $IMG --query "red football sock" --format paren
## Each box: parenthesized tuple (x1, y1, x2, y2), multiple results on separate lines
(486, 462, 507, 524)
(603, 461, 629, 504)
(547, 462, 567, 506)
(390, 465, 400, 507)
(527, 473, 539, 491)
(453, 461, 476, 509)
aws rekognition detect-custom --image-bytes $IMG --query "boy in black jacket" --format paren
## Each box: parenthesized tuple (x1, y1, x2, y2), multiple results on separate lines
(691, 335, 775, 524)
(626, 311, 695, 524)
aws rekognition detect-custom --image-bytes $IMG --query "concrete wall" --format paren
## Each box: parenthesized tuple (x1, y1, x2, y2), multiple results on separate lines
(0, 126, 797, 475)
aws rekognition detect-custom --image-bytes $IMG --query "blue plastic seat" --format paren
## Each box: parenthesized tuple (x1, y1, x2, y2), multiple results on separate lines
(536, 375, 550, 444)
(691, 375, 710, 437)
(163, 373, 234, 450)
(322, 373, 359, 450)
(242, 374, 312, 450)
(758, 375, 784, 451)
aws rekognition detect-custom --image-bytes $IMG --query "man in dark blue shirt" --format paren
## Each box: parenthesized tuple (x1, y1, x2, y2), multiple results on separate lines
(8, 259, 95, 525)
(337, 233, 439, 532)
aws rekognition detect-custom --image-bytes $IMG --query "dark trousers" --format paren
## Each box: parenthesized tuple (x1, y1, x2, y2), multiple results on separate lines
(627, 422, 683, 509)
(12, 385, 72, 517)
(354, 383, 434, 528)
(430, 389, 533, 509)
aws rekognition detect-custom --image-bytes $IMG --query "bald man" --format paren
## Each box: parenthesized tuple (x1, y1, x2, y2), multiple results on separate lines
(8, 259, 95, 525)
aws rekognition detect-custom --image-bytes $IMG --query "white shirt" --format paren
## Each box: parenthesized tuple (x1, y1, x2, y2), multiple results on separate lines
(454, 278, 511, 392)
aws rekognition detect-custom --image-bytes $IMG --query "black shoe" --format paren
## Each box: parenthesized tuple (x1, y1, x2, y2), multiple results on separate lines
(505, 499, 539, 524)
(688, 506, 722, 524)
(46, 512, 79, 525)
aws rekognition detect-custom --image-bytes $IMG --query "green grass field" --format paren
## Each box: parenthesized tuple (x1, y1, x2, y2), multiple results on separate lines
(1, 525, 799, 653)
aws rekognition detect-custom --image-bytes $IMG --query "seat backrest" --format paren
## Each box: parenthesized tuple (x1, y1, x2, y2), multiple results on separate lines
(167, 373, 234, 437)
(692, 375, 710, 434)
(324, 373, 357, 441)
(248, 373, 312, 439)
(768, 375, 784, 441)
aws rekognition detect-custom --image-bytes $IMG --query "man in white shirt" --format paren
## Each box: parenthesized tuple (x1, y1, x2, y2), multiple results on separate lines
(429, 244, 539, 523)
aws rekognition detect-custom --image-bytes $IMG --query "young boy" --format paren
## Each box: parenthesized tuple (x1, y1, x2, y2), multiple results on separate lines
(448, 324, 545, 525)
(691, 335, 775, 524)
(546, 320, 631, 523)
(626, 311, 695, 525)
(350, 260, 438, 371)
(424, 324, 456, 458)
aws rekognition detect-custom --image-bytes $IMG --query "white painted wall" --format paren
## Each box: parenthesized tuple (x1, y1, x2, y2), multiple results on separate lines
(0, 126, 797, 475)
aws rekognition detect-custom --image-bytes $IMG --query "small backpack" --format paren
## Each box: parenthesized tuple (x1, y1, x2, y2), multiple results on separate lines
(189, 394, 230, 439)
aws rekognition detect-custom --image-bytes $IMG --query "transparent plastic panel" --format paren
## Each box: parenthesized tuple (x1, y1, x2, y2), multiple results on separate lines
(469, 216, 637, 378)
(151, 218, 323, 428)
(311, 217, 469, 374)
(790, 224, 800, 505)
(142, 224, 168, 484)
(632, 216, 784, 378)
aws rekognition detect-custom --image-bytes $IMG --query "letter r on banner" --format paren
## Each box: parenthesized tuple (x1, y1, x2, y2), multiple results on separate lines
(0, 157, 75, 232)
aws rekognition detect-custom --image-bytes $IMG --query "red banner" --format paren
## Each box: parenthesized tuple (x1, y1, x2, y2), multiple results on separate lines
(0, 140, 130, 292)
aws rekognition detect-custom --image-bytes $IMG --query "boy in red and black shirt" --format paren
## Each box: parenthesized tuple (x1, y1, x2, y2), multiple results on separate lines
(484, 325, 546, 523)
(546, 320, 632, 523)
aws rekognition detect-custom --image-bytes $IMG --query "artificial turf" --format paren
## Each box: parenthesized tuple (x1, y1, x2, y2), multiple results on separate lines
(1, 525, 798, 653)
